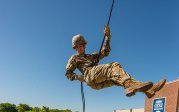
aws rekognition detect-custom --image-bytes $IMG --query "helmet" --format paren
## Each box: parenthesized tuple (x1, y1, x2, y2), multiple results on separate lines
(72, 34, 87, 49)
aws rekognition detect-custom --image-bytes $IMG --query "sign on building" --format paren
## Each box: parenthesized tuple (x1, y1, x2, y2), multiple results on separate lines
(152, 97, 166, 112)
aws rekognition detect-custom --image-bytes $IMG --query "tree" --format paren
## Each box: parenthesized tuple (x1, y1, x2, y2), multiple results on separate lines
(40, 106, 49, 112)
(32, 107, 41, 112)
(17, 104, 32, 112)
(0, 102, 72, 112)
(0, 103, 17, 112)
(49, 109, 72, 112)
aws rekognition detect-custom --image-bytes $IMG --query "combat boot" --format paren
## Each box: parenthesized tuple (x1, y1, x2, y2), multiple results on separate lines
(124, 79, 153, 97)
(145, 79, 166, 98)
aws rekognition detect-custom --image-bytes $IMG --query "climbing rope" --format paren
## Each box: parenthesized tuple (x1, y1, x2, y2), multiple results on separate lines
(81, 82, 85, 112)
(80, 1, 115, 112)
(97, 0, 115, 64)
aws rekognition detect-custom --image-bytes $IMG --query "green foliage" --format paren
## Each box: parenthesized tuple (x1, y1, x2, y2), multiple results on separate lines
(41, 106, 49, 112)
(32, 107, 41, 112)
(0, 103, 73, 112)
(0, 103, 17, 112)
(49, 109, 72, 112)
(17, 104, 32, 112)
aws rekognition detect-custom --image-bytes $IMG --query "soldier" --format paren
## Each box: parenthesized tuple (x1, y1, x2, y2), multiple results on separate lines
(65, 26, 166, 98)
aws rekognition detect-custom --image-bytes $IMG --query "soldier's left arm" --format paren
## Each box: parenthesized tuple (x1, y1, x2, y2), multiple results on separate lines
(99, 25, 111, 59)
(98, 35, 111, 60)
(92, 26, 111, 60)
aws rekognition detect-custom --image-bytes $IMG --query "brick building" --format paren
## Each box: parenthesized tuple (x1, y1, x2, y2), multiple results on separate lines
(145, 79, 179, 112)
(114, 79, 179, 112)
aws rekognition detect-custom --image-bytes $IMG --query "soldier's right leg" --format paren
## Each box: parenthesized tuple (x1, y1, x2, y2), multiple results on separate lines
(89, 80, 115, 90)
(109, 62, 153, 97)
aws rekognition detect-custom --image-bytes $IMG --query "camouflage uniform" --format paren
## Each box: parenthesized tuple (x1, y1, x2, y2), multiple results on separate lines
(65, 33, 166, 97)
(66, 36, 133, 89)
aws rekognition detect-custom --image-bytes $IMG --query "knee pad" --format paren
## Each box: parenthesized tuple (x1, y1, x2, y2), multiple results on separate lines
(111, 62, 122, 68)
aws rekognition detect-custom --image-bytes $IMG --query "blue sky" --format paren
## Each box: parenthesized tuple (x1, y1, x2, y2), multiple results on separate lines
(0, 0, 178, 112)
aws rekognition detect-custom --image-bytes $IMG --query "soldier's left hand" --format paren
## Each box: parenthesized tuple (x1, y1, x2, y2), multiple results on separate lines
(104, 25, 111, 39)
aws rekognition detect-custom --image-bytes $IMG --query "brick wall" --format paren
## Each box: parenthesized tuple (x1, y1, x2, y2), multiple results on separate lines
(144, 80, 179, 112)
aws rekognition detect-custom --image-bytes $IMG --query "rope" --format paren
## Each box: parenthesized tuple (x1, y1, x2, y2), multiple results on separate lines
(80, 1, 115, 112)
(81, 82, 85, 112)
(97, 0, 115, 64)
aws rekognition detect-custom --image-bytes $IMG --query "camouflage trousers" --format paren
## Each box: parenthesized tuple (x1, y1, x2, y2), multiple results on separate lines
(84, 62, 132, 90)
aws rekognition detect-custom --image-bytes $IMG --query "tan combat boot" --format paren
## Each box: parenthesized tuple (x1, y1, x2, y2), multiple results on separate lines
(145, 79, 166, 98)
(124, 79, 153, 97)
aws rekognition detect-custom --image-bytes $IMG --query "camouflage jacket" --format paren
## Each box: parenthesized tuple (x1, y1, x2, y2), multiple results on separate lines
(65, 38, 111, 81)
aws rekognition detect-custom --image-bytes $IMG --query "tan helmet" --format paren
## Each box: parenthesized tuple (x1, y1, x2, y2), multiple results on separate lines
(72, 34, 87, 49)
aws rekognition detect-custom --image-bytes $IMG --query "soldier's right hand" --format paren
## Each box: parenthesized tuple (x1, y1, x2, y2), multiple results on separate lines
(68, 74, 78, 81)
(77, 75, 84, 82)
